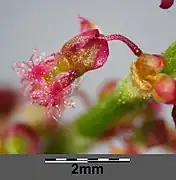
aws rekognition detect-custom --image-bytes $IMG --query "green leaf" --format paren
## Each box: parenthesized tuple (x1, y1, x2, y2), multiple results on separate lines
(162, 41, 176, 77)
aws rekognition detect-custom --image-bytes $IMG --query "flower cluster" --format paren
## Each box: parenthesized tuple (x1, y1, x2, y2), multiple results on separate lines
(13, 16, 143, 120)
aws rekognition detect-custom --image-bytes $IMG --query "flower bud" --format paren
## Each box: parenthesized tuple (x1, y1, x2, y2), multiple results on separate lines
(135, 54, 166, 78)
(152, 74, 176, 103)
(131, 54, 166, 92)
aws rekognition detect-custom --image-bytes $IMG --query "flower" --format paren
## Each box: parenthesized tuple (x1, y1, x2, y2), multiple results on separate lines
(14, 19, 143, 119)
(160, 0, 174, 9)
(130, 52, 176, 128)
(131, 53, 176, 103)
(152, 74, 176, 103)
(58, 22, 143, 77)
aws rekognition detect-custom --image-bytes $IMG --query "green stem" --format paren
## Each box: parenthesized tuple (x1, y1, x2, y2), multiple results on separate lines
(45, 76, 148, 153)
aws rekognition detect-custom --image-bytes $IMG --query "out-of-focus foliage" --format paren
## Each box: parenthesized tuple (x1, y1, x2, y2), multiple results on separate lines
(0, 80, 175, 154)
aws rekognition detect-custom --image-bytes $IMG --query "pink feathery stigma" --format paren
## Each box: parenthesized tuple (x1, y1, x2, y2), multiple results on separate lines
(13, 50, 78, 120)
(160, 0, 174, 9)
(30, 70, 77, 117)
(104, 34, 143, 57)
(27, 70, 78, 119)
(13, 50, 59, 88)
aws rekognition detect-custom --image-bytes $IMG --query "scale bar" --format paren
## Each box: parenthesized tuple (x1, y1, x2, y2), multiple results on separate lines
(45, 160, 88, 164)
(45, 157, 130, 164)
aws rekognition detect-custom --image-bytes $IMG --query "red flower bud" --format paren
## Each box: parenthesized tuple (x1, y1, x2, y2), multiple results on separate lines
(152, 75, 176, 103)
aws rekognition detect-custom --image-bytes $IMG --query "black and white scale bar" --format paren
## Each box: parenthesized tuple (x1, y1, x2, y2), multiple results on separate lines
(88, 158, 130, 163)
(45, 158, 130, 164)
